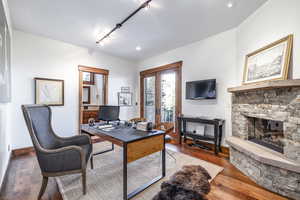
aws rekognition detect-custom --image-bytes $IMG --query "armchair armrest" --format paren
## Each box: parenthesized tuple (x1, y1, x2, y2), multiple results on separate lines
(37, 145, 85, 173)
(57, 134, 92, 147)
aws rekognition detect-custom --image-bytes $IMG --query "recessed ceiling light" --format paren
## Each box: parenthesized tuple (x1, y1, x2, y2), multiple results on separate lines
(227, 1, 234, 8)
(136, 46, 142, 51)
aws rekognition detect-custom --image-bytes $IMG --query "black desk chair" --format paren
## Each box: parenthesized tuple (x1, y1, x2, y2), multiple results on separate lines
(22, 105, 92, 199)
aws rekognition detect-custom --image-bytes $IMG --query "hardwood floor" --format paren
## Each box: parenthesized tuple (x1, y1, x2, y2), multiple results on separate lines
(0, 141, 289, 200)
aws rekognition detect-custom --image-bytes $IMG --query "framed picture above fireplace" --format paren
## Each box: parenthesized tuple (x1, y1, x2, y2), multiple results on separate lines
(243, 35, 293, 85)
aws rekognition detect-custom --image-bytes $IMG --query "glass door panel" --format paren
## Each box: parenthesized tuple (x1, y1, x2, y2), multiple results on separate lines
(160, 72, 176, 123)
(144, 76, 156, 123)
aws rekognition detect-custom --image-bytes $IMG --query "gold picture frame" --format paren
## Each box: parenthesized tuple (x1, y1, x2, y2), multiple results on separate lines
(243, 35, 293, 85)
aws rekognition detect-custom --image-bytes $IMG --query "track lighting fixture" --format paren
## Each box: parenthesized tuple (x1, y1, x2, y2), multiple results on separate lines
(96, 0, 152, 45)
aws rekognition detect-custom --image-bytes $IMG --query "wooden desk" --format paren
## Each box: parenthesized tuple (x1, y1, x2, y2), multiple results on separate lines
(81, 124, 166, 200)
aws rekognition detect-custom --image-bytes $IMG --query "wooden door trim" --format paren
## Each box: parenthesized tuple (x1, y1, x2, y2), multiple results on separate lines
(78, 65, 109, 75)
(155, 72, 161, 124)
(140, 61, 182, 127)
(140, 61, 182, 76)
(78, 66, 109, 132)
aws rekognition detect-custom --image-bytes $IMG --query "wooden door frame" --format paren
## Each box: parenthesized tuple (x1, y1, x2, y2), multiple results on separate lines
(140, 61, 182, 125)
(78, 65, 109, 130)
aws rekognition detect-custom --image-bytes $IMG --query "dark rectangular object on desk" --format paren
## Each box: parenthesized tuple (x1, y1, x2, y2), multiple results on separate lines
(98, 105, 120, 122)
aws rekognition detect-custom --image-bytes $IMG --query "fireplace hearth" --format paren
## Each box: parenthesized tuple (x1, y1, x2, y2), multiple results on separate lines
(247, 117, 284, 153)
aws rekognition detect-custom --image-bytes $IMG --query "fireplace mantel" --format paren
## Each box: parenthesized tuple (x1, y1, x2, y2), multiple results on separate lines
(228, 79, 300, 93)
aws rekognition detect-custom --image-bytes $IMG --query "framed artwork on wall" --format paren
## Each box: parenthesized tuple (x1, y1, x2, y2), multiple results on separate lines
(82, 72, 94, 85)
(0, 16, 11, 103)
(35, 78, 64, 106)
(82, 86, 91, 104)
(118, 92, 132, 106)
(243, 35, 293, 85)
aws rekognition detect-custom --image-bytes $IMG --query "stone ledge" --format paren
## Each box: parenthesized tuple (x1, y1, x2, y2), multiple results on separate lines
(226, 136, 300, 173)
(227, 79, 300, 93)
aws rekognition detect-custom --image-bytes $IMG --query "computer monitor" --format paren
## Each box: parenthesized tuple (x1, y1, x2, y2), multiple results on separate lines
(98, 105, 120, 123)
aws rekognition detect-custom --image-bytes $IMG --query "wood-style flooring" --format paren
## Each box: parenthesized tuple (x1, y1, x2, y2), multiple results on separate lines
(0, 140, 289, 200)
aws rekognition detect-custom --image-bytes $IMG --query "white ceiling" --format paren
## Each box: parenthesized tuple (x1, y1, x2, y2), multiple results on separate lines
(8, 0, 267, 61)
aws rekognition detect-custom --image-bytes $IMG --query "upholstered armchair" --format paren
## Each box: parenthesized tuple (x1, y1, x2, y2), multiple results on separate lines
(22, 105, 92, 199)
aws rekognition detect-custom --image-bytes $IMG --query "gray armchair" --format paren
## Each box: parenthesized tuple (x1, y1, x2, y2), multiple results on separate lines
(22, 105, 92, 199)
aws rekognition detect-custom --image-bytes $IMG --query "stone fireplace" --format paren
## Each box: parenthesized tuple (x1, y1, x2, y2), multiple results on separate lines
(227, 80, 300, 199)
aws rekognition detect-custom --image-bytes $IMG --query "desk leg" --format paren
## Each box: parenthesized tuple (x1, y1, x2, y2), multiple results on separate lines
(125, 136, 166, 200)
(183, 120, 187, 144)
(123, 143, 128, 200)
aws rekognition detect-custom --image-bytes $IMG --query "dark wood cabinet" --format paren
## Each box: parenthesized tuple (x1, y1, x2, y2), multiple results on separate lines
(82, 110, 99, 124)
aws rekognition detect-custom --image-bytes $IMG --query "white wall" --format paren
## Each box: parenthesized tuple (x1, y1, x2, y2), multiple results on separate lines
(237, 0, 300, 82)
(138, 29, 237, 144)
(0, 0, 12, 189)
(11, 30, 138, 149)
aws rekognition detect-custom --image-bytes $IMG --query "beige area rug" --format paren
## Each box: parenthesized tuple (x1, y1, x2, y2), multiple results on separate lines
(56, 142, 223, 200)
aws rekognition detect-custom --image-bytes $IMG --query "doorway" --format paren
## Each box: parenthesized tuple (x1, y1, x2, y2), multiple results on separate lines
(78, 65, 109, 128)
(140, 61, 182, 137)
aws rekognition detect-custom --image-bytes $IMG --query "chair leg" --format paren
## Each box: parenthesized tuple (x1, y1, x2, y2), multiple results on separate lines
(90, 156, 94, 170)
(82, 170, 87, 195)
(38, 176, 48, 200)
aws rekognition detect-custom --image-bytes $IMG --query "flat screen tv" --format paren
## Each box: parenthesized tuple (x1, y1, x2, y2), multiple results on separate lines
(186, 79, 216, 100)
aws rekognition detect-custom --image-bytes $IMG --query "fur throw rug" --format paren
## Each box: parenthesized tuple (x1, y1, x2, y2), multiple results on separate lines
(152, 165, 212, 200)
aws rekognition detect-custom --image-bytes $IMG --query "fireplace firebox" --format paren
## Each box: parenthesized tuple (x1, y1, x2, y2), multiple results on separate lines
(247, 117, 284, 153)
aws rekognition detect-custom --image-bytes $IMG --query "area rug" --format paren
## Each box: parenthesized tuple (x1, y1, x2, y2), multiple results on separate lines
(56, 142, 223, 200)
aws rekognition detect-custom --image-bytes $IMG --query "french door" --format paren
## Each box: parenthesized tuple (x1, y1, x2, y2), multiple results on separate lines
(140, 61, 182, 129)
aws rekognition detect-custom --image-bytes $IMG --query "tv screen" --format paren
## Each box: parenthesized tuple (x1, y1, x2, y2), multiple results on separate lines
(186, 79, 216, 100)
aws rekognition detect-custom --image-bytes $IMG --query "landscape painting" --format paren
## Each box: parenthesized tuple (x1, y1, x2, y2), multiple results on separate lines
(243, 35, 293, 84)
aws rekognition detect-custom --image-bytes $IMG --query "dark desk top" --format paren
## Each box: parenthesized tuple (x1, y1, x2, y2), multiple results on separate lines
(81, 124, 165, 143)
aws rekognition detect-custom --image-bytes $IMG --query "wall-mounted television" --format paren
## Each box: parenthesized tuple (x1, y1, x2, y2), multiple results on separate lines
(186, 79, 216, 100)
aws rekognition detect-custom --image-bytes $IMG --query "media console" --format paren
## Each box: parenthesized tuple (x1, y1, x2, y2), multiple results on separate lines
(177, 116, 225, 155)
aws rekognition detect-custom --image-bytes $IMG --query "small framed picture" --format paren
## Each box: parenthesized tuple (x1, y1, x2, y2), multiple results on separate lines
(118, 92, 132, 106)
(121, 86, 130, 93)
(35, 78, 64, 106)
(82, 72, 94, 85)
(82, 86, 91, 104)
